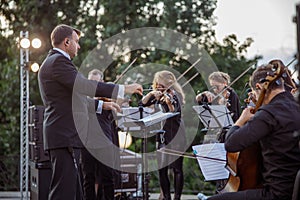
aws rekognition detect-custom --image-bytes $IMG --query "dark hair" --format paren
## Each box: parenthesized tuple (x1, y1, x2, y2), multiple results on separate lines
(50, 24, 81, 47)
(249, 64, 283, 91)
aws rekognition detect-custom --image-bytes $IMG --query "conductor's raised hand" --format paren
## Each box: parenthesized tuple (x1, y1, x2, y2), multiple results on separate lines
(125, 83, 143, 96)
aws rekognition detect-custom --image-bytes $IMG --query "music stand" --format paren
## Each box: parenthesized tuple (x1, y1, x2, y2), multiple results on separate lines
(193, 104, 233, 143)
(121, 108, 179, 200)
(116, 106, 153, 199)
(117, 107, 155, 132)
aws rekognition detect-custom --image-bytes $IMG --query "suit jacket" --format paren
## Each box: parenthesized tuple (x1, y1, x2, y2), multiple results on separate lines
(84, 108, 115, 149)
(38, 49, 119, 150)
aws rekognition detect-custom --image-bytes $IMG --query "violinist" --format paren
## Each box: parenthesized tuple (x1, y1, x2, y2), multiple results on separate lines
(196, 71, 241, 122)
(206, 63, 300, 200)
(196, 72, 241, 196)
(142, 70, 186, 200)
(81, 69, 120, 200)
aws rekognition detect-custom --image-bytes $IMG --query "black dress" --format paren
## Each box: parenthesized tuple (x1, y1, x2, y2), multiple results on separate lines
(142, 91, 186, 200)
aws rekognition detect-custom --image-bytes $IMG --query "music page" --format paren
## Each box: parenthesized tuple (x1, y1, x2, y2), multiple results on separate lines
(192, 143, 229, 181)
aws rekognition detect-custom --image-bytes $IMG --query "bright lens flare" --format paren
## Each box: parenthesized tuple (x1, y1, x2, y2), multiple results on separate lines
(31, 38, 42, 49)
(30, 62, 40, 72)
(20, 38, 30, 49)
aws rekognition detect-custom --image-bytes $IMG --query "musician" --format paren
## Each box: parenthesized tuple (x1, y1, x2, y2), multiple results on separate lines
(38, 24, 142, 200)
(81, 69, 120, 200)
(245, 59, 298, 108)
(142, 70, 186, 200)
(206, 63, 300, 200)
(196, 71, 241, 194)
(196, 71, 241, 122)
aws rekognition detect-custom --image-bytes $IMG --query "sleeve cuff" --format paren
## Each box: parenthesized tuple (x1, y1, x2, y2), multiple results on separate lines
(96, 100, 103, 114)
(118, 85, 125, 99)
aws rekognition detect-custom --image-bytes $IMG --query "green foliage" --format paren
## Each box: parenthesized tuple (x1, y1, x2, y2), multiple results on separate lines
(0, 34, 20, 156)
(0, 0, 261, 192)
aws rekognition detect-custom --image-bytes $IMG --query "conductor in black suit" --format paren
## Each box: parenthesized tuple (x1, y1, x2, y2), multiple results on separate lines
(38, 24, 142, 200)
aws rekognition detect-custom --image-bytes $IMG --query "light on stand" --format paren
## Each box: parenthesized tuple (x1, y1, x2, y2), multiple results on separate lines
(31, 38, 42, 49)
(118, 131, 132, 149)
(19, 31, 42, 199)
(20, 38, 30, 49)
(30, 62, 40, 73)
(19, 34, 42, 72)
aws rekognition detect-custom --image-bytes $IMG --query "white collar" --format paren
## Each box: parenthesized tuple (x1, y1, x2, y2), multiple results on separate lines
(53, 47, 71, 60)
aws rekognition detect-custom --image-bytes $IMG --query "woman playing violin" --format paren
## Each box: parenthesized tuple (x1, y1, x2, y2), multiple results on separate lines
(142, 70, 186, 200)
(205, 63, 300, 200)
(196, 71, 241, 122)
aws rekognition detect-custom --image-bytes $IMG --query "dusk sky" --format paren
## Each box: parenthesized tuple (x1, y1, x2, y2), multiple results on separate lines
(214, 0, 299, 70)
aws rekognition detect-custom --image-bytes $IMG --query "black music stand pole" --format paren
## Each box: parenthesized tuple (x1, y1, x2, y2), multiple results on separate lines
(138, 103, 149, 200)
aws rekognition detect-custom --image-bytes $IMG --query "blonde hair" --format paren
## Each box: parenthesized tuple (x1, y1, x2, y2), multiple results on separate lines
(209, 71, 231, 85)
(152, 70, 185, 104)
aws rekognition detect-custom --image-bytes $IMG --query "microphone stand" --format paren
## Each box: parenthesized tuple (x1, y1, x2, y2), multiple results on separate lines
(138, 102, 150, 200)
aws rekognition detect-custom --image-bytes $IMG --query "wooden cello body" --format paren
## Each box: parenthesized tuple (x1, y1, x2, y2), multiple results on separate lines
(220, 144, 263, 193)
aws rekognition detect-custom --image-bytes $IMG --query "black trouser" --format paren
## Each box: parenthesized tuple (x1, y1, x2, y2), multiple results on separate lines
(81, 148, 101, 200)
(81, 147, 115, 200)
(207, 188, 275, 200)
(157, 143, 184, 200)
(48, 148, 82, 200)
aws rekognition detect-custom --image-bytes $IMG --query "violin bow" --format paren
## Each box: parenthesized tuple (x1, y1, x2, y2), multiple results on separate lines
(211, 62, 256, 103)
(162, 57, 202, 94)
(182, 72, 199, 88)
(155, 57, 202, 103)
(157, 148, 226, 163)
(286, 56, 297, 67)
(211, 57, 296, 103)
(176, 57, 202, 83)
(113, 57, 137, 84)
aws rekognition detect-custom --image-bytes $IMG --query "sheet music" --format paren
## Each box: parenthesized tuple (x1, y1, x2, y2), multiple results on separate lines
(192, 143, 229, 181)
(117, 107, 154, 131)
(122, 111, 179, 128)
(193, 105, 233, 128)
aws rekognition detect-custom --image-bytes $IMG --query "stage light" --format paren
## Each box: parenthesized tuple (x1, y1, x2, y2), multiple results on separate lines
(19, 31, 43, 198)
(118, 131, 133, 149)
(19, 31, 42, 72)
(20, 38, 30, 49)
(30, 62, 40, 73)
(31, 38, 42, 49)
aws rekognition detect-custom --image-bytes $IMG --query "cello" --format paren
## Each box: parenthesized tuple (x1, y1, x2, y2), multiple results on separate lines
(220, 61, 285, 193)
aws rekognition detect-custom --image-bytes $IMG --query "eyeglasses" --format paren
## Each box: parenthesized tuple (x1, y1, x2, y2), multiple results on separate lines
(210, 84, 223, 90)
(156, 83, 166, 89)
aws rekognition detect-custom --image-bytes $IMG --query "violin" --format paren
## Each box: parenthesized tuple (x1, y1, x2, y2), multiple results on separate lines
(159, 90, 174, 104)
(220, 61, 285, 193)
(218, 87, 231, 107)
